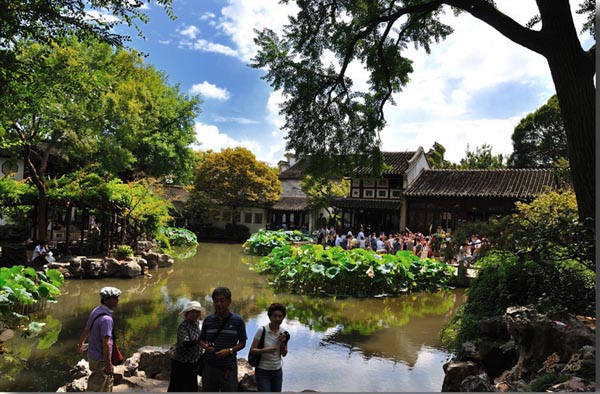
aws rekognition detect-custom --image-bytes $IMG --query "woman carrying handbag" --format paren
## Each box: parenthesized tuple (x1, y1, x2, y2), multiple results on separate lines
(249, 303, 290, 392)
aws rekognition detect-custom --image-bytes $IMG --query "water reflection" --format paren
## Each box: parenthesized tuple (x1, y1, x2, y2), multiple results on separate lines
(0, 243, 465, 392)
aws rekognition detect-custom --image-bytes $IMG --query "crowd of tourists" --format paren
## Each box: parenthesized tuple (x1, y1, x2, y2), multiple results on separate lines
(314, 225, 487, 264)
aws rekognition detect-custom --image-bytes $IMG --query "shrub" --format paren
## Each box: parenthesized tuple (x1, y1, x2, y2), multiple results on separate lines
(115, 245, 134, 260)
(242, 229, 314, 255)
(158, 226, 198, 247)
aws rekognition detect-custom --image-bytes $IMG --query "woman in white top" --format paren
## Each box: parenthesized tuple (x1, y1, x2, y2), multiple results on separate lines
(249, 303, 289, 392)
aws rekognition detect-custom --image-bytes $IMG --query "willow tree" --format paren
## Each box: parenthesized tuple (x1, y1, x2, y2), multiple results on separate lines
(252, 0, 595, 221)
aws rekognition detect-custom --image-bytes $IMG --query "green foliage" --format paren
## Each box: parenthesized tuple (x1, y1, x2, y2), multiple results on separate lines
(158, 227, 198, 248)
(0, 266, 64, 331)
(115, 245, 134, 260)
(300, 175, 350, 211)
(192, 148, 281, 224)
(508, 95, 568, 169)
(450, 144, 506, 169)
(511, 188, 594, 270)
(426, 142, 453, 169)
(250, 244, 455, 297)
(242, 229, 314, 256)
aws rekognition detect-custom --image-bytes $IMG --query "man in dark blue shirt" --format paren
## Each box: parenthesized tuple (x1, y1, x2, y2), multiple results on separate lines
(199, 287, 247, 391)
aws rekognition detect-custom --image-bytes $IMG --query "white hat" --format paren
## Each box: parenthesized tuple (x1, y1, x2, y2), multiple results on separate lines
(100, 287, 121, 299)
(180, 301, 203, 315)
(347, 231, 353, 236)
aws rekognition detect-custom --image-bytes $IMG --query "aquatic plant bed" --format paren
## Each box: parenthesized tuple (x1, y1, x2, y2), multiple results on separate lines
(250, 244, 455, 297)
(242, 229, 314, 256)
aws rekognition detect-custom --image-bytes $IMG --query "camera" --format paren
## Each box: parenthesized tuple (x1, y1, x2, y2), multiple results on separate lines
(282, 331, 290, 343)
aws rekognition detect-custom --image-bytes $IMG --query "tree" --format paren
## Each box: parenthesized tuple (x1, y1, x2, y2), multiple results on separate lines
(252, 0, 595, 221)
(0, 37, 200, 241)
(454, 143, 506, 169)
(192, 147, 281, 226)
(425, 142, 452, 169)
(300, 174, 350, 221)
(508, 95, 568, 169)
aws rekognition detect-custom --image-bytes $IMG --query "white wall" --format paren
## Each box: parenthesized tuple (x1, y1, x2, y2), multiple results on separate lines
(281, 179, 306, 197)
(209, 206, 269, 233)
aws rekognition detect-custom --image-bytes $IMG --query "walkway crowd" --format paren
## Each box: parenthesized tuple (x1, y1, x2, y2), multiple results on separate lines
(315, 225, 488, 265)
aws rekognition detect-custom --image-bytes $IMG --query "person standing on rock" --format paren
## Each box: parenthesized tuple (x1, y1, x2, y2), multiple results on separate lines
(168, 300, 204, 392)
(249, 303, 290, 392)
(76, 286, 121, 392)
(199, 287, 247, 392)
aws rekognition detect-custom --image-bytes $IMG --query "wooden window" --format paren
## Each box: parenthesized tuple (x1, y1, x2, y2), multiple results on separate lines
(244, 212, 252, 223)
(352, 188, 360, 197)
(363, 179, 375, 187)
(376, 179, 389, 187)
(254, 213, 263, 224)
(364, 189, 375, 198)
(377, 189, 388, 198)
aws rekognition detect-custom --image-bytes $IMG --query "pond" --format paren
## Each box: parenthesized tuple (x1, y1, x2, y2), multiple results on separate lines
(0, 242, 466, 392)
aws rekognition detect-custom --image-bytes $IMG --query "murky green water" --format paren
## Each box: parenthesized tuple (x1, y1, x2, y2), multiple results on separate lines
(1, 243, 465, 392)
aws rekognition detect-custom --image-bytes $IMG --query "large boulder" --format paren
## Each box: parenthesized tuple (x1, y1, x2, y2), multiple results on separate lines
(136, 346, 172, 380)
(505, 305, 595, 381)
(141, 252, 159, 269)
(157, 254, 174, 268)
(119, 260, 142, 278)
(459, 373, 494, 392)
(442, 361, 481, 392)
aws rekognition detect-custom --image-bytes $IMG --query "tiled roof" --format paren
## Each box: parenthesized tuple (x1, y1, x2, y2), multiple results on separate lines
(161, 185, 190, 203)
(279, 151, 417, 179)
(271, 197, 309, 211)
(356, 151, 417, 176)
(279, 160, 310, 180)
(331, 197, 401, 210)
(403, 169, 557, 198)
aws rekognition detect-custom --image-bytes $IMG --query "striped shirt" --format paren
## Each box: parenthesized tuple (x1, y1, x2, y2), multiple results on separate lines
(200, 313, 247, 369)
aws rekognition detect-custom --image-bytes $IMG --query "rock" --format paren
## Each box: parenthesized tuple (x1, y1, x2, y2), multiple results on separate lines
(57, 376, 88, 392)
(136, 346, 171, 380)
(142, 252, 159, 269)
(69, 359, 90, 379)
(119, 260, 142, 278)
(0, 328, 14, 342)
(104, 257, 121, 276)
(478, 315, 510, 340)
(547, 376, 596, 392)
(478, 339, 517, 380)
(504, 305, 594, 381)
(441, 361, 480, 392)
(157, 254, 174, 268)
(457, 341, 479, 363)
(459, 372, 494, 392)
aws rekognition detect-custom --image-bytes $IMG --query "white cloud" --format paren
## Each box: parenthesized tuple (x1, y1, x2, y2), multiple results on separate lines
(380, 116, 522, 163)
(200, 12, 216, 21)
(192, 123, 284, 166)
(182, 39, 239, 57)
(213, 116, 258, 124)
(179, 25, 200, 40)
(190, 81, 231, 100)
(84, 10, 120, 24)
(218, 0, 299, 62)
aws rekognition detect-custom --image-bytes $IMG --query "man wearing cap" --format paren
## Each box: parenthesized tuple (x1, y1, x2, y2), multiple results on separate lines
(77, 286, 121, 392)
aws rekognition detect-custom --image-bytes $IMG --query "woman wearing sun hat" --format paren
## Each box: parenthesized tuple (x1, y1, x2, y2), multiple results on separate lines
(167, 300, 204, 392)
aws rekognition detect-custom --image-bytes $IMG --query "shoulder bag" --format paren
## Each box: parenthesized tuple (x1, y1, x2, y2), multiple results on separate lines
(90, 312, 124, 365)
(197, 314, 232, 376)
(248, 327, 266, 368)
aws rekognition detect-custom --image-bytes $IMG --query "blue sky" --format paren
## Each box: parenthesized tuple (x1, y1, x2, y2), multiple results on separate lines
(114, 0, 592, 166)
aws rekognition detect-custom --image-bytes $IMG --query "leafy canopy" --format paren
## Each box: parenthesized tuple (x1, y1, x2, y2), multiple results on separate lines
(192, 147, 281, 217)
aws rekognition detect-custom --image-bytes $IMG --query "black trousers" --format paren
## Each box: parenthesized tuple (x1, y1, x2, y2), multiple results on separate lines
(167, 358, 198, 392)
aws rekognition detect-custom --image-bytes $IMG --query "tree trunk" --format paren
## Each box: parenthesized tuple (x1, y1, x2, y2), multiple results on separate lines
(36, 191, 48, 242)
(538, 0, 595, 220)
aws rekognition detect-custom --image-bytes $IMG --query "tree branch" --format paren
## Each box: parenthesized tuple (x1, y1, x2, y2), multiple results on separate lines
(445, 0, 544, 55)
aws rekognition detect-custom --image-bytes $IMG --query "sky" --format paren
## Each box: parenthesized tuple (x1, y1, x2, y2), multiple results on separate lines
(115, 0, 593, 166)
